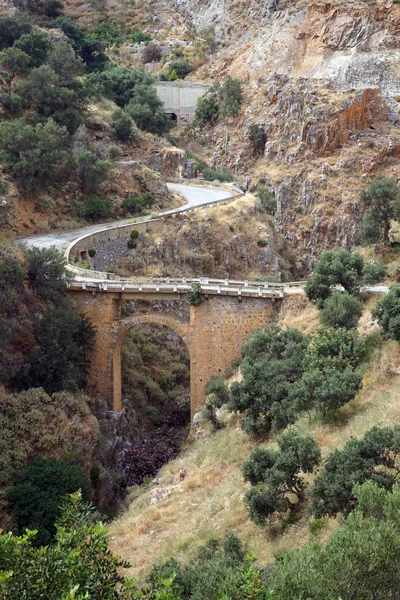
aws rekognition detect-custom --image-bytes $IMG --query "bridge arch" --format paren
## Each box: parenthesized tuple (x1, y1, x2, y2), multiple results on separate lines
(112, 313, 193, 415)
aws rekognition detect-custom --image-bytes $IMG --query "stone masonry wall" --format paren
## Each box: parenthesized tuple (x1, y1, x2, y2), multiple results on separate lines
(68, 290, 280, 418)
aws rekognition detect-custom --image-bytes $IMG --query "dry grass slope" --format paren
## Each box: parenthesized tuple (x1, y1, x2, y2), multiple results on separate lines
(109, 296, 400, 582)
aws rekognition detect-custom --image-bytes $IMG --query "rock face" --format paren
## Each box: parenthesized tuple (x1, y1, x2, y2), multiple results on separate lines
(146, 0, 400, 268)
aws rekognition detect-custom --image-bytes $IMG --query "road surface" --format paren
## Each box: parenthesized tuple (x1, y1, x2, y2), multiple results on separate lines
(17, 182, 237, 251)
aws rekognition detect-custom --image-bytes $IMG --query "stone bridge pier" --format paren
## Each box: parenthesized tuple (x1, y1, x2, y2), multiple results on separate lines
(68, 290, 279, 418)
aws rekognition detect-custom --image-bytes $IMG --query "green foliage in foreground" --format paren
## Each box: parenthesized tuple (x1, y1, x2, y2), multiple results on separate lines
(242, 431, 320, 525)
(0, 492, 135, 600)
(3, 485, 400, 599)
(271, 482, 400, 600)
(6, 457, 90, 546)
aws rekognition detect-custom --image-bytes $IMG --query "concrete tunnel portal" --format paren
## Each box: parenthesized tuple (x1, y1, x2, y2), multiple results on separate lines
(154, 81, 212, 127)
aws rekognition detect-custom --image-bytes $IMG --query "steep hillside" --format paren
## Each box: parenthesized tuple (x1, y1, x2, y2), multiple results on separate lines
(93, 194, 295, 280)
(109, 293, 400, 582)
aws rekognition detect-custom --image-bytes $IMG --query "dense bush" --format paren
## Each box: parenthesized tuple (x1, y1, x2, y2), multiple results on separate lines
(360, 177, 400, 244)
(167, 58, 193, 79)
(0, 492, 134, 599)
(256, 186, 276, 215)
(0, 118, 70, 192)
(194, 93, 219, 126)
(229, 324, 308, 435)
(125, 83, 174, 135)
(0, 388, 96, 486)
(372, 285, 400, 341)
(25, 246, 68, 299)
(271, 482, 400, 600)
(0, 14, 32, 50)
(111, 108, 135, 141)
(305, 249, 365, 307)
(363, 260, 386, 284)
(310, 425, 400, 517)
(6, 457, 90, 546)
(243, 431, 320, 524)
(248, 124, 266, 155)
(146, 532, 259, 600)
(13, 300, 95, 394)
(89, 65, 153, 107)
(319, 292, 364, 329)
(74, 194, 113, 220)
(186, 282, 202, 306)
(122, 192, 154, 214)
(218, 76, 243, 118)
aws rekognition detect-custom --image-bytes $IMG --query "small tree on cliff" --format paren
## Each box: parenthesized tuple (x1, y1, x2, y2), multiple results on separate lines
(360, 177, 400, 245)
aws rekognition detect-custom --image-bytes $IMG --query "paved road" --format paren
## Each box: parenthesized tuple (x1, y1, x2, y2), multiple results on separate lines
(17, 182, 236, 251)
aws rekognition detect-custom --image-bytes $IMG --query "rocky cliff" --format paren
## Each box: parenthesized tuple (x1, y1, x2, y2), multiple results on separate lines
(147, 0, 400, 268)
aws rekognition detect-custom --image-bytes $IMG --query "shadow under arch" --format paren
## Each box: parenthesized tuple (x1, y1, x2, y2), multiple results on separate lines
(112, 313, 192, 414)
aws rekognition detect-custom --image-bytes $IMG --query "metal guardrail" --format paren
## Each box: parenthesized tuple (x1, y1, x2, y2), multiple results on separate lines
(67, 279, 287, 298)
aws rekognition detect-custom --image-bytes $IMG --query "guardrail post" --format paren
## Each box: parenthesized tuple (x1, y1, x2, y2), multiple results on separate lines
(139, 283, 143, 292)
(217, 285, 221, 294)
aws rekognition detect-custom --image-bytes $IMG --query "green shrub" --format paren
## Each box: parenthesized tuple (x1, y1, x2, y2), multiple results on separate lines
(305, 249, 365, 307)
(0, 492, 135, 598)
(88, 248, 96, 258)
(248, 124, 266, 155)
(168, 58, 192, 79)
(310, 425, 400, 517)
(0, 14, 32, 50)
(122, 193, 154, 214)
(242, 431, 320, 525)
(109, 145, 123, 160)
(6, 457, 90, 546)
(0, 118, 69, 192)
(75, 195, 112, 220)
(218, 76, 243, 118)
(130, 229, 139, 240)
(363, 261, 386, 284)
(186, 282, 202, 306)
(320, 292, 364, 329)
(360, 177, 400, 245)
(194, 93, 218, 126)
(257, 186, 276, 215)
(43, 0, 64, 17)
(229, 324, 308, 435)
(111, 109, 134, 141)
(127, 239, 137, 249)
(0, 388, 95, 486)
(372, 285, 400, 341)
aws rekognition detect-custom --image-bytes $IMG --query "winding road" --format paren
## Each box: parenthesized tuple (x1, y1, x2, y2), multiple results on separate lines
(18, 182, 237, 251)
(16, 182, 390, 295)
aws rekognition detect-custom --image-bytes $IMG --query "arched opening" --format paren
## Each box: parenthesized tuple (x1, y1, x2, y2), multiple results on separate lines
(168, 112, 178, 124)
(113, 316, 191, 486)
(121, 323, 190, 431)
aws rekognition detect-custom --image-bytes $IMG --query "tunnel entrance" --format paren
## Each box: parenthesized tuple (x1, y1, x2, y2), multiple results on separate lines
(168, 112, 178, 124)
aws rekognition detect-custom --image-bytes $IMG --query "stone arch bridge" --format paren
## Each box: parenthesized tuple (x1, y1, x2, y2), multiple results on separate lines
(67, 279, 286, 418)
